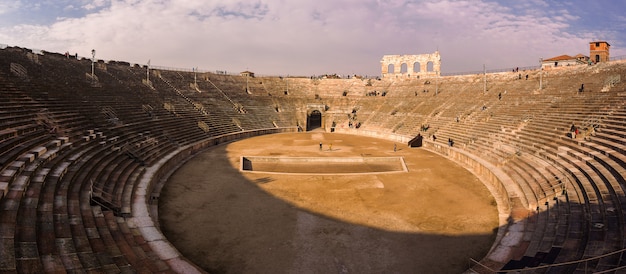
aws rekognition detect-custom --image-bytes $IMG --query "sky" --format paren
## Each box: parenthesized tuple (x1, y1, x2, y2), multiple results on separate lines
(0, 0, 625, 76)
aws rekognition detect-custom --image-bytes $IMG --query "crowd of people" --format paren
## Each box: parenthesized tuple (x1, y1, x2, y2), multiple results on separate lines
(365, 90, 387, 96)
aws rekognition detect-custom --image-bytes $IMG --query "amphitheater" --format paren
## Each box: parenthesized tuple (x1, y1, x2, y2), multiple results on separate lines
(0, 45, 626, 273)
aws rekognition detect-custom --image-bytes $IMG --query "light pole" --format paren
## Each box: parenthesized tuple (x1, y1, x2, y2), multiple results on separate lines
(91, 49, 96, 81)
(435, 70, 439, 96)
(539, 58, 543, 91)
(483, 64, 486, 95)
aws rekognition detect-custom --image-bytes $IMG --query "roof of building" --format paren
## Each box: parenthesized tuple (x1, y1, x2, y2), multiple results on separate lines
(543, 55, 575, 62)
(590, 41, 611, 46)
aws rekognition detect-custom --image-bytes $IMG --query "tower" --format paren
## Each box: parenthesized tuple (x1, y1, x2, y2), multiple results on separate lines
(589, 41, 610, 63)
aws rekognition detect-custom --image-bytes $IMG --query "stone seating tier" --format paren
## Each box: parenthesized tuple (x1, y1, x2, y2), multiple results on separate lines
(1, 46, 626, 273)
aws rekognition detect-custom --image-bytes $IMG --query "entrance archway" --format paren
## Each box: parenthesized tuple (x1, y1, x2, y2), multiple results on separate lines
(307, 110, 322, 131)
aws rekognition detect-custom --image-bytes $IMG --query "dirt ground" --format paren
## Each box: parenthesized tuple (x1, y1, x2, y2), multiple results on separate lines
(159, 132, 499, 273)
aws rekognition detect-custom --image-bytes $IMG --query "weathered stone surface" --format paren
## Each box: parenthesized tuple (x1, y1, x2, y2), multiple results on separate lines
(381, 51, 441, 79)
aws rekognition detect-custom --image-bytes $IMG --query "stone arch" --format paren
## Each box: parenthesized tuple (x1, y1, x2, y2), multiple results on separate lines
(307, 110, 322, 131)
(305, 104, 326, 131)
(427, 61, 434, 72)
(387, 64, 395, 75)
(381, 51, 441, 79)
(400, 63, 408, 74)
(413, 62, 421, 73)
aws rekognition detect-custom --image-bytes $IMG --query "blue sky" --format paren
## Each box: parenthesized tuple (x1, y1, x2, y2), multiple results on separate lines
(1, 0, 624, 76)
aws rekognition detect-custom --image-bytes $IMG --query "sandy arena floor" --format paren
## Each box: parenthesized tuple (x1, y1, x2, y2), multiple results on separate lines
(158, 132, 499, 273)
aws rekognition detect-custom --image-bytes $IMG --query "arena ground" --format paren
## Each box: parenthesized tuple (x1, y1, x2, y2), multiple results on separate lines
(158, 132, 499, 273)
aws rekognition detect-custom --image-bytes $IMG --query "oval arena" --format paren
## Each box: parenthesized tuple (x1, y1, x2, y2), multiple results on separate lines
(0, 46, 626, 273)
(159, 132, 497, 273)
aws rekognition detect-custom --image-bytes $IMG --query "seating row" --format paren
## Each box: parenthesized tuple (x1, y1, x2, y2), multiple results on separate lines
(1, 45, 626, 273)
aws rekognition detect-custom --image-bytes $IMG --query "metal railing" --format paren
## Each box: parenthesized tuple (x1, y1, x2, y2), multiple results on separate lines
(442, 65, 541, 76)
(610, 54, 626, 61)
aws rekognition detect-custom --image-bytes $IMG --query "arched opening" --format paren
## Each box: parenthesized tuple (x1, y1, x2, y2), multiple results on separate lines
(400, 63, 408, 74)
(413, 62, 421, 73)
(427, 61, 434, 72)
(307, 110, 322, 131)
(387, 64, 395, 74)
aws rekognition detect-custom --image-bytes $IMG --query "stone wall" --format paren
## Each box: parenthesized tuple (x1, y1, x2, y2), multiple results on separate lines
(381, 51, 441, 79)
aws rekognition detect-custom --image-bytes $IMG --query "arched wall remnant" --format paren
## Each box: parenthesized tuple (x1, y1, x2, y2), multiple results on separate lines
(305, 104, 326, 131)
(381, 51, 441, 79)
(307, 110, 322, 131)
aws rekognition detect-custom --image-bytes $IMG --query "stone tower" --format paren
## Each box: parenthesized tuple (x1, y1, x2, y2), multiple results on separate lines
(589, 41, 610, 63)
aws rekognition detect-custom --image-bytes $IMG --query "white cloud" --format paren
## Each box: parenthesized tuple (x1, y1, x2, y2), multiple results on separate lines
(83, 0, 110, 11)
(0, 1, 22, 15)
(0, 0, 615, 75)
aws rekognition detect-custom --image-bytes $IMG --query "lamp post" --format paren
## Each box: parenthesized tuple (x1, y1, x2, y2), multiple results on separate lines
(435, 70, 439, 96)
(483, 64, 486, 95)
(91, 49, 96, 81)
(539, 58, 543, 91)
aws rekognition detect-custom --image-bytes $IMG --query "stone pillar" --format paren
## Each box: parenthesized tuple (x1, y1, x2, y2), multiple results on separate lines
(420, 63, 427, 73)
(407, 62, 415, 75)
(381, 61, 389, 75)
(433, 51, 441, 75)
